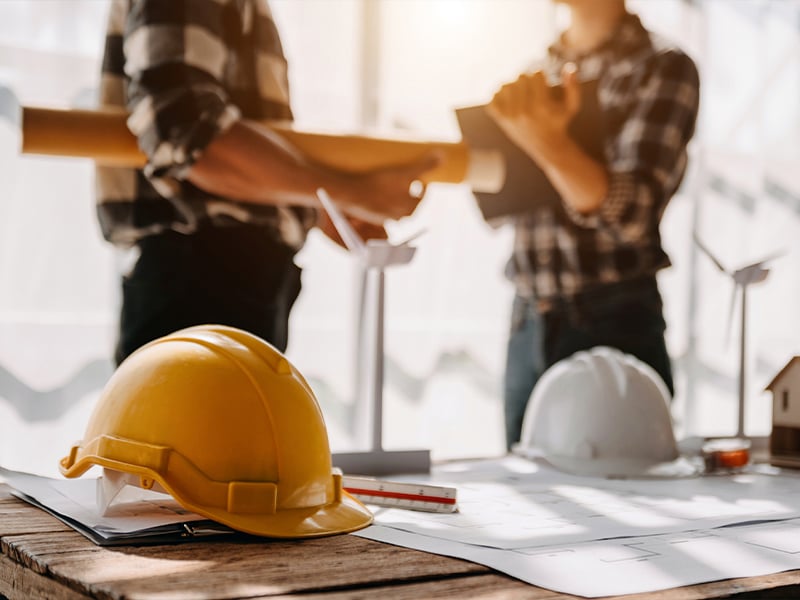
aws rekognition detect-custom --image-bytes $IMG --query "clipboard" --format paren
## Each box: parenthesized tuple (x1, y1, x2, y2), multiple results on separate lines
(13, 490, 239, 546)
(456, 79, 605, 222)
(1, 466, 239, 547)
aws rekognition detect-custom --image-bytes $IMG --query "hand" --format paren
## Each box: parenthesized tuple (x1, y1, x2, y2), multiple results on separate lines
(317, 210, 388, 250)
(487, 65, 581, 161)
(337, 152, 442, 225)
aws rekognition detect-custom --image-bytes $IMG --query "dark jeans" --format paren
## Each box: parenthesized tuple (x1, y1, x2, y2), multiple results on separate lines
(503, 277, 674, 449)
(115, 224, 302, 366)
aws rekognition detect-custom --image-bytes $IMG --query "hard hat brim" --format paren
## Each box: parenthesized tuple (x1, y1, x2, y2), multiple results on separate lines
(187, 490, 374, 538)
(542, 453, 700, 479)
(513, 446, 700, 479)
(61, 450, 374, 538)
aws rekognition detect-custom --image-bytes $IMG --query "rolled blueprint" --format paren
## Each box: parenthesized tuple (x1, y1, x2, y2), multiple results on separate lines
(20, 106, 504, 193)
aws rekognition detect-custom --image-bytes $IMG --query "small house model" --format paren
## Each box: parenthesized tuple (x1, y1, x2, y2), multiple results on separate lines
(766, 356, 800, 468)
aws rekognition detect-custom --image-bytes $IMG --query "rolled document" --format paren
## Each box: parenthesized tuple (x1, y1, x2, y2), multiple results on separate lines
(20, 106, 504, 193)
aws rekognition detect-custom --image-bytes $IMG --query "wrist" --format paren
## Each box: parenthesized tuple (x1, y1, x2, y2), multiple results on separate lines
(524, 127, 572, 166)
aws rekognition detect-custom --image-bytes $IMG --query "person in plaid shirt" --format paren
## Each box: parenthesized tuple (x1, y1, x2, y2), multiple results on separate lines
(98, 0, 436, 365)
(488, 0, 700, 448)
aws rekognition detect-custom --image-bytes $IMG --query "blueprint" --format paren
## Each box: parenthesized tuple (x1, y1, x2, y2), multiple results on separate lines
(8, 457, 800, 594)
(355, 456, 800, 596)
(362, 519, 800, 597)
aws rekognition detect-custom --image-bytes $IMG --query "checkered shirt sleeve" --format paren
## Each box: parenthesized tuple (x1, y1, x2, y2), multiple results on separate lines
(563, 49, 700, 242)
(97, 0, 315, 249)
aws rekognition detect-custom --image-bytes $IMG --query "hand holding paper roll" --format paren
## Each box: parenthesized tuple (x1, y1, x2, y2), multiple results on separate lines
(185, 117, 443, 224)
(17, 105, 505, 201)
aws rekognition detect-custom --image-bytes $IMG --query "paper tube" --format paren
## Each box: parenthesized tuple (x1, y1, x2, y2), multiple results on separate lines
(20, 106, 504, 193)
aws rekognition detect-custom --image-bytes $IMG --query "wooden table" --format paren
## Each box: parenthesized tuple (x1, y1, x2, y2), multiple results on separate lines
(2, 484, 800, 600)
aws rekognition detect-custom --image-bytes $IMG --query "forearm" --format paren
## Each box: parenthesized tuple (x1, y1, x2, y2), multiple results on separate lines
(524, 133, 609, 215)
(534, 137, 662, 241)
(187, 119, 357, 210)
(185, 118, 432, 224)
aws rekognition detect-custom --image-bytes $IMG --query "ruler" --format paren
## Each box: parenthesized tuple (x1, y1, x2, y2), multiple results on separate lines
(342, 476, 458, 513)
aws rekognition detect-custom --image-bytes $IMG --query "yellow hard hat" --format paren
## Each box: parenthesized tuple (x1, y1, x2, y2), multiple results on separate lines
(60, 324, 373, 538)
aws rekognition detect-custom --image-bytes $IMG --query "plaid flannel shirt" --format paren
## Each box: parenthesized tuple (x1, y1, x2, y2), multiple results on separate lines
(97, 0, 316, 249)
(508, 12, 700, 309)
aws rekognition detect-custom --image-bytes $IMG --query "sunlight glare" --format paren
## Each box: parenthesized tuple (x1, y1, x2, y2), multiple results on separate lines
(430, 0, 473, 28)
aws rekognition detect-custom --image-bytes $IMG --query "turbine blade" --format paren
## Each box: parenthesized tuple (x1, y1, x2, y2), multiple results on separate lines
(316, 188, 366, 256)
(752, 249, 787, 266)
(693, 233, 728, 274)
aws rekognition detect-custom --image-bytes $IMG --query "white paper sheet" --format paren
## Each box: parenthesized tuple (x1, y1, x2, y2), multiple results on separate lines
(361, 520, 800, 597)
(0, 467, 212, 541)
(369, 456, 800, 549)
(355, 456, 800, 596)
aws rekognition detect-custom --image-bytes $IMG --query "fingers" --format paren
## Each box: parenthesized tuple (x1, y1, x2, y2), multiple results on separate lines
(490, 76, 526, 118)
(490, 70, 551, 122)
(339, 151, 439, 224)
(501, 67, 580, 121)
(507, 75, 526, 116)
(489, 81, 512, 118)
(528, 71, 548, 105)
(409, 150, 443, 180)
(561, 62, 581, 116)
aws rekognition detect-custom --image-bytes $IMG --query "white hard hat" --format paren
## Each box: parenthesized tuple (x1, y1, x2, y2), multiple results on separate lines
(514, 346, 697, 479)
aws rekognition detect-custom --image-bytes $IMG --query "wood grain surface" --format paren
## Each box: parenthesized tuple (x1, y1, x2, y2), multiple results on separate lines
(2, 483, 800, 599)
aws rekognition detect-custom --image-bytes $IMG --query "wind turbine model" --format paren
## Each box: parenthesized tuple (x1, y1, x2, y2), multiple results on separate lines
(317, 188, 430, 475)
(693, 234, 780, 438)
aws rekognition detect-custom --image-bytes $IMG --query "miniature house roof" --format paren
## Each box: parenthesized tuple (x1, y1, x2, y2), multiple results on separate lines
(765, 356, 800, 391)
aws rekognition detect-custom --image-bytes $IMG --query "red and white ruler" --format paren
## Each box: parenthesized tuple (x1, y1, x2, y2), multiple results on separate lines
(342, 476, 458, 513)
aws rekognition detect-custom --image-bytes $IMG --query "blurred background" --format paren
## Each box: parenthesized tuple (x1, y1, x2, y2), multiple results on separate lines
(0, 0, 798, 475)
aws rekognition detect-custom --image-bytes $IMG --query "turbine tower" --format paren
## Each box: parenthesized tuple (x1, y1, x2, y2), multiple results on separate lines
(694, 234, 779, 438)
